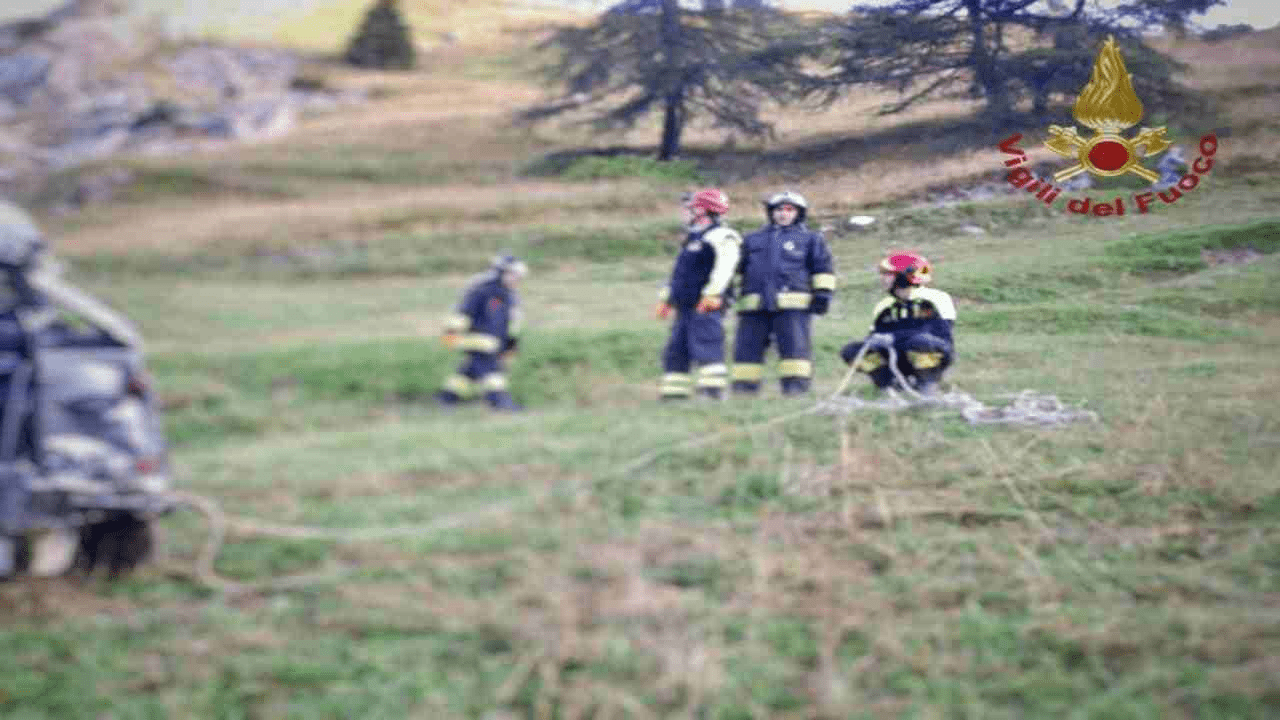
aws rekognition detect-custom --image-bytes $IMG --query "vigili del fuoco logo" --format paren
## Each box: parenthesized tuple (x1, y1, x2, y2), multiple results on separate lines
(997, 35, 1219, 217)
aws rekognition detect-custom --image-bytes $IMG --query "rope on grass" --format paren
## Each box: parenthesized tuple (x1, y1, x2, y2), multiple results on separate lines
(157, 337, 1095, 596)
(159, 488, 545, 596)
(160, 490, 358, 597)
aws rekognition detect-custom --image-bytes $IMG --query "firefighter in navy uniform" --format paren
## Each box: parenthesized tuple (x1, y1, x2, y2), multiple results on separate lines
(437, 255, 527, 411)
(839, 252, 956, 394)
(730, 191, 836, 396)
(655, 189, 741, 400)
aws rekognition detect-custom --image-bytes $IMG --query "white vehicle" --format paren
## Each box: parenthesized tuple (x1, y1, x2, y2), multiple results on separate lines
(0, 201, 174, 579)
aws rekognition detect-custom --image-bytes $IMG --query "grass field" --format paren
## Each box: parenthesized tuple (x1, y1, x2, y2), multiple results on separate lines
(1, 11, 1279, 720)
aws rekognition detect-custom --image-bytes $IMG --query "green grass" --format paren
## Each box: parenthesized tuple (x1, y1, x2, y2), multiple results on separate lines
(557, 155, 703, 183)
(7, 92, 1280, 720)
(1103, 218, 1280, 275)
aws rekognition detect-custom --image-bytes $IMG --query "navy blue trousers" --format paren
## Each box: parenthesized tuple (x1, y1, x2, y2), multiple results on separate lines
(731, 310, 813, 394)
(840, 332, 953, 389)
(661, 308, 727, 398)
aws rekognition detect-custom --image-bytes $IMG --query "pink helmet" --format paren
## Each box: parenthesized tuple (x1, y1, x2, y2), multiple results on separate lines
(686, 188, 730, 216)
(879, 252, 932, 285)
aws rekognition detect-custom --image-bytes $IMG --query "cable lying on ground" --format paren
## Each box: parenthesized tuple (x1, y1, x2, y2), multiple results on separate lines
(158, 346, 1095, 595)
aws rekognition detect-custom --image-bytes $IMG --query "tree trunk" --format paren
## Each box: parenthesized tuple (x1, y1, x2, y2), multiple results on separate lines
(963, 0, 1013, 124)
(1032, 90, 1048, 116)
(659, 89, 685, 160)
(658, 0, 685, 160)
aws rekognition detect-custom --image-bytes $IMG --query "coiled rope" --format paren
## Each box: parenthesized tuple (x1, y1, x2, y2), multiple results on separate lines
(817, 334, 1099, 426)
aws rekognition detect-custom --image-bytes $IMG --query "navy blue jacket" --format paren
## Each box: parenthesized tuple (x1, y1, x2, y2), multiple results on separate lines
(662, 223, 742, 309)
(869, 287, 956, 346)
(445, 276, 521, 354)
(735, 222, 836, 313)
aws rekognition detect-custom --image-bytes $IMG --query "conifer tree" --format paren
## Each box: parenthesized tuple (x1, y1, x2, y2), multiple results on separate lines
(345, 0, 416, 71)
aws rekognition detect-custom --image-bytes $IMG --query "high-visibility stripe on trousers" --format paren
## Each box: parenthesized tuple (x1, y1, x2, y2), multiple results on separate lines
(441, 351, 508, 398)
(696, 363, 728, 390)
(661, 372, 692, 398)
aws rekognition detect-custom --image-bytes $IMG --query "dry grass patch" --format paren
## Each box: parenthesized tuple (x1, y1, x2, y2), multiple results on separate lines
(1158, 28, 1280, 92)
(51, 179, 669, 255)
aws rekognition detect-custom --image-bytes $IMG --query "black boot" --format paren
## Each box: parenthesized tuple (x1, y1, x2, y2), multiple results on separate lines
(696, 387, 723, 400)
(867, 366, 896, 391)
(437, 390, 465, 406)
(485, 391, 523, 412)
(780, 377, 810, 396)
(912, 368, 944, 396)
(731, 381, 760, 396)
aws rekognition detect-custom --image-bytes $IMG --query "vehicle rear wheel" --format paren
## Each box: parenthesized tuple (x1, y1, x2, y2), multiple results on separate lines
(74, 513, 155, 579)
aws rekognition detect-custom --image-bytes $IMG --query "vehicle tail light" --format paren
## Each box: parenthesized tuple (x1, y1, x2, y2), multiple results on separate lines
(125, 371, 150, 398)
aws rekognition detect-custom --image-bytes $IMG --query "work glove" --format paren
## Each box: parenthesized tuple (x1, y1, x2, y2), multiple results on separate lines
(655, 302, 673, 320)
(810, 293, 831, 316)
(695, 296, 723, 313)
(442, 332, 460, 350)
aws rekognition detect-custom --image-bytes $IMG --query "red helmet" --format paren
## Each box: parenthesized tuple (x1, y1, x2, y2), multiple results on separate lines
(686, 188, 730, 216)
(879, 252, 932, 285)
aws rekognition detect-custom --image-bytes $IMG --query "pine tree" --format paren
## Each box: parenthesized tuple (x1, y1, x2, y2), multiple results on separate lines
(818, 0, 1223, 125)
(522, 0, 811, 160)
(344, 0, 416, 71)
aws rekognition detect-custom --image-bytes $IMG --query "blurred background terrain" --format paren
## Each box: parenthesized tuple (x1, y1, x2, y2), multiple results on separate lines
(1, 1, 1278, 718)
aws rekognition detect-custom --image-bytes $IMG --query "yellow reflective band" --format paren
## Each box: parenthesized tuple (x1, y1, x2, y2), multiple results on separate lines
(457, 333, 501, 353)
(698, 363, 728, 376)
(731, 363, 764, 381)
(811, 273, 837, 291)
(662, 373, 692, 385)
(661, 386, 693, 397)
(777, 292, 812, 310)
(855, 353, 885, 372)
(737, 294, 762, 311)
(696, 376, 729, 389)
(908, 351, 944, 369)
(443, 374, 474, 395)
(778, 359, 813, 378)
(481, 373, 508, 391)
(658, 286, 671, 302)
(444, 313, 470, 333)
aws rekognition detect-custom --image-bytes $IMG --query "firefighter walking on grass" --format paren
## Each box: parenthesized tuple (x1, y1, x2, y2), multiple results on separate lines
(731, 191, 836, 396)
(655, 189, 742, 400)
(437, 254, 527, 411)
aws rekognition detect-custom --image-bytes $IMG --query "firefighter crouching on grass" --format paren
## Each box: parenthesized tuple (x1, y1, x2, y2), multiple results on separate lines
(731, 190, 836, 396)
(655, 189, 742, 400)
(839, 252, 956, 394)
(437, 254, 527, 411)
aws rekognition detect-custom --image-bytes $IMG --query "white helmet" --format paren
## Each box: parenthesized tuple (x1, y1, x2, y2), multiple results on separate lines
(491, 253, 528, 278)
(764, 190, 808, 224)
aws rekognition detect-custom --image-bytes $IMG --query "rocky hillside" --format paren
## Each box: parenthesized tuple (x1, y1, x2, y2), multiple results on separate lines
(0, 0, 367, 204)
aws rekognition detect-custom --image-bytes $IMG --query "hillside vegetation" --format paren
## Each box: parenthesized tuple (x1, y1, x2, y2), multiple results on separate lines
(2, 10, 1279, 720)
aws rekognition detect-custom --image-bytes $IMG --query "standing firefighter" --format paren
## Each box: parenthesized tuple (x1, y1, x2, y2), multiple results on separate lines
(839, 252, 956, 394)
(438, 255, 527, 411)
(731, 191, 836, 395)
(655, 189, 741, 400)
